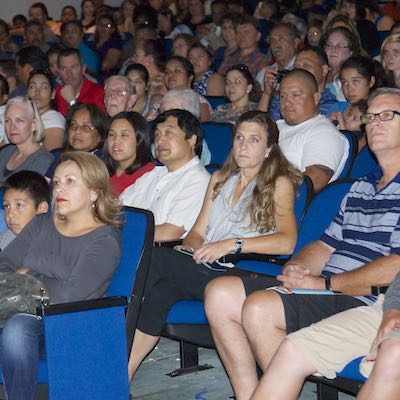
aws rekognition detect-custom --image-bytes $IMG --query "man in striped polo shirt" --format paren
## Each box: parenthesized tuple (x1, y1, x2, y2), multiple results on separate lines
(205, 87, 400, 399)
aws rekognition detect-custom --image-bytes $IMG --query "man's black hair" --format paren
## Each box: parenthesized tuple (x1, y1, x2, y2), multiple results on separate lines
(153, 109, 203, 157)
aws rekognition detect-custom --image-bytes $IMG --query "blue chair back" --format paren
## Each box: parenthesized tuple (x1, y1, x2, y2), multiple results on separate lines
(164, 38, 173, 58)
(348, 145, 378, 179)
(339, 131, 358, 179)
(34, 207, 154, 398)
(295, 175, 314, 227)
(294, 179, 354, 253)
(202, 121, 233, 166)
(107, 207, 155, 347)
(205, 96, 228, 109)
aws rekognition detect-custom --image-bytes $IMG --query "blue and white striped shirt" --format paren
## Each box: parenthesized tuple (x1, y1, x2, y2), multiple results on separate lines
(321, 168, 400, 305)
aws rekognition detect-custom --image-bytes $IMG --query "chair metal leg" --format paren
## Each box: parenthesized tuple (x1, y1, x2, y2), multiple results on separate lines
(316, 382, 339, 400)
(167, 341, 213, 377)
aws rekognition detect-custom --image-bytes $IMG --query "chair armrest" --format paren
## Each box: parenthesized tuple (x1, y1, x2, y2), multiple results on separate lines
(154, 240, 183, 248)
(221, 253, 285, 265)
(371, 286, 389, 296)
(37, 296, 127, 317)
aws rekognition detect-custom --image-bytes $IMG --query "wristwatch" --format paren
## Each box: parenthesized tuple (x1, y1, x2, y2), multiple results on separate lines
(325, 276, 333, 291)
(234, 238, 244, 254)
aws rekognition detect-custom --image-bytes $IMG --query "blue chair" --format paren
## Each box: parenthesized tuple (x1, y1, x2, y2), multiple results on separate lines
(348, 145, 378, 179)
(338, 131, 358, 179)
(0, 207, 154, 399)
(162, 177, 317, 375)
(204, 96, 228, 110)
(202, 121, 233, 167)
(236, 178, 354, 275)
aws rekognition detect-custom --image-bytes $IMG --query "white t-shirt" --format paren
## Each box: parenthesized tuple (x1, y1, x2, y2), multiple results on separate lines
(278, 114, 349, 181)
(120, 156, 210, 236)
(41, 109, 66, 130)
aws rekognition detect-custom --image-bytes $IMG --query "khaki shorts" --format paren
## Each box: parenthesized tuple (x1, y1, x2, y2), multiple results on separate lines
(287, 296, 384, 379)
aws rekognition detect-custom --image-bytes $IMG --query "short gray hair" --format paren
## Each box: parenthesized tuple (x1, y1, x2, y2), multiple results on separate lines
(368, 87, 400, 105)
(104, 75, 135, 94)
(5, 96, 45, 142)
(161, 89, 201, 118)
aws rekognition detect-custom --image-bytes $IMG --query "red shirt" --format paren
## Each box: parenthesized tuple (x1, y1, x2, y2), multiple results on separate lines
(110, 162, 155, 195)
(55, 77, 105, 117)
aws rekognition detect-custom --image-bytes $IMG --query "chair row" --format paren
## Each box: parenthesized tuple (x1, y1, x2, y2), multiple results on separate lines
(202, 123, 379, 182)
(162, 177, 355, 376)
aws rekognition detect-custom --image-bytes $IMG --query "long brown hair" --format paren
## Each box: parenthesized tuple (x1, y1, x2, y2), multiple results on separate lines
(212, 110, 302, 233)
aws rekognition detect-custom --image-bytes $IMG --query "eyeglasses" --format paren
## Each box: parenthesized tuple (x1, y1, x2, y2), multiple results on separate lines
(105, 88, 130, 97)
(383, 49, 400, 58)
(69, 121, 96, 134)
(324, 43, 350, 51)
(360, 110, 400, 125)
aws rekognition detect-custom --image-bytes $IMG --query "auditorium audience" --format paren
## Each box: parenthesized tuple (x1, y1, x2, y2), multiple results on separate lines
(217, 87, 400, 400)
(0, 97, 53, 185)
(120, 109, 209, 242)
(92, 14, 122, 80)
(124, 63, 162, 119)
(27, 69, 65, 151)
(15, 46, 49, 96)
(381, 33, 400, 89)
(164, 55, 211, 121)
(0, 151, 122, 400)
(55, 48, 105, 117)
(0, 170, 50, 251)
(276, 69, 349, 192)
(211, 64, 259, 124)
(322, 27, 361, 101)
(104, 75, 136, 117)
(188, 43, 225, 96)
(103, 111, 154, 195)
(218, 15, 269, 77)
(60, 20, 100, 79)
(80, 0, 96, 34)
(127, 109, 302, 381)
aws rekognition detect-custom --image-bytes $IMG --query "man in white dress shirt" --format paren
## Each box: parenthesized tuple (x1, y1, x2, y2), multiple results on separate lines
(120, 109, 210, 242)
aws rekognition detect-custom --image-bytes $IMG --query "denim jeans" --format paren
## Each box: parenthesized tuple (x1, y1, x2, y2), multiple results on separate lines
(0, 313, 44, 400)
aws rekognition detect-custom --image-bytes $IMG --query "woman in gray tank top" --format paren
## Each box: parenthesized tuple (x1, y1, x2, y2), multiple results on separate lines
(127, 110, 303, 381)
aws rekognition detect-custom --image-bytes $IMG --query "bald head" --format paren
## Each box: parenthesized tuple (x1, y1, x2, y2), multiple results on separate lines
(282, 69, 318, 94)
(279, 69, 321, 125)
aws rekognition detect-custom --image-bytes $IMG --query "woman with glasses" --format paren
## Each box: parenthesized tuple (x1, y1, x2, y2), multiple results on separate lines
(103, 111, 154, 195)
(322, 26, 361, 101)
(92, 14, 122, 81)
(27, 69, 65, 151)
(0, 97, 54, 185)
(45, 104, 108, 178)
(210, 64, 260, 124)
(65, 103, 108, 154)
(381, 34, 400, 89)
